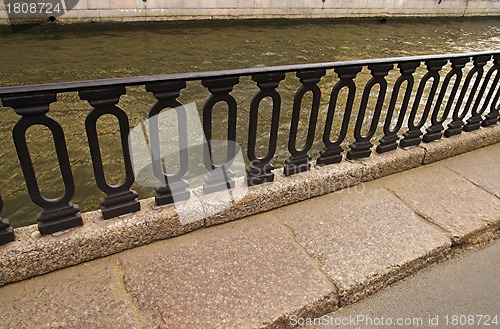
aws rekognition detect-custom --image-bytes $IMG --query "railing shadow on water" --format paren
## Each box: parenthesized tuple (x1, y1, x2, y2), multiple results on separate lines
(0, 51, 499, 244)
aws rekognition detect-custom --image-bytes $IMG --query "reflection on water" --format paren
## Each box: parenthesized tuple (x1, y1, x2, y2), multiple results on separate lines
(0, 17, 499, 227)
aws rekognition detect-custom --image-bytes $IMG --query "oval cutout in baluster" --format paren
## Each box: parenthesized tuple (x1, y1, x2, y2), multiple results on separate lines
(254, 95, 275, 160)
(25, 125, 66, 201)
(326, 85, 350, 143)
(96, 114, 127, 186)
(360, 83, 381, 138)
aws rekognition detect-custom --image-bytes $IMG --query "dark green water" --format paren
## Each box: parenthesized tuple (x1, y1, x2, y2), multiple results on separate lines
(0, 17, 499, 227)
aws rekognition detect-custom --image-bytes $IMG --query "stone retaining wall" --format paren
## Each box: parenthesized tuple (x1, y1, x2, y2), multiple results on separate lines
(1, 0, 500, 24)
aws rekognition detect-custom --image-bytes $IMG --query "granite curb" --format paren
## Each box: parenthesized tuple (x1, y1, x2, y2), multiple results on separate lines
(1, 124, 499, 286)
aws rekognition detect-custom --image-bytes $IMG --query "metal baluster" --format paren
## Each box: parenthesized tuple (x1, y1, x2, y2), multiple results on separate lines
(347, 63, 393, 160)
(246, 73, 285, 187)
(377, 61, 419, 153)
(146, 82, 190, 206)
(79, 87, 141, 220)
(1, 93, 82, 235)
(317, 66, 362, 166)
(284, 69, 326, 176)
(482, 54, 500, 127)
(400, 59, 447, 147)
(0, 194, 15, 245)
(444, 58, 477, 137)
(423, 57, 468, 142)
(202, 77, 239, 193)
(463, 55, 491, 131)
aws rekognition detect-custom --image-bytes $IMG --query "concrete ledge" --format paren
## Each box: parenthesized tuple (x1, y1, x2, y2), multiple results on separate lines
(0, 124, 499, 286)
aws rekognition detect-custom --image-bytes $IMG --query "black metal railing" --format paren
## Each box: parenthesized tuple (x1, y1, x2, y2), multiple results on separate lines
(0, 51, 499, 243)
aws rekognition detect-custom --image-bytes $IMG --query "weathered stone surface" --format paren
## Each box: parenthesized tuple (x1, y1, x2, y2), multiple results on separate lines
(274, 183, 451, 305)
(443, 143, 500, 198)
(205, 160, 366, 226)
(380, 163, 500, 244)
(356, 146, 426, 182)
(119, 214, 337, 328)
(0, 198, 203, 286)
(420, 124, 500, 164)
(0, 257, 146, 329)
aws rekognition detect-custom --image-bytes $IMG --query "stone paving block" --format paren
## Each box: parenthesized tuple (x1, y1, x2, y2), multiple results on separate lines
(274, 183, 451, 305)
(306, 239, 500, 329)
(0, 258, 145, 329)
(119, 214, 337, 328)
(380, 163, 500, 244)
(442, 143, 500, 198)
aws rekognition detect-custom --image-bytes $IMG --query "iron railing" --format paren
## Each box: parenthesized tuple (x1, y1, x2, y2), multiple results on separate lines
(0, 51, 499, 243)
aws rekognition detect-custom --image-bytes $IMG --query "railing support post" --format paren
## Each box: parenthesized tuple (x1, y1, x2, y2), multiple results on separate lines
(481, 54, 500, 127)
(202, 77, 239, 193)
(146, 82, 190, 206)
(348, 63, 393, 159)
(246, 73, 285, 186)
(1, 93, 82, 235)
(400, 59, 447, 147)
(377, 61, 419, 153)
(463, 55, 491, 132)
(423, 57, 469, 142)
(79, 86, 141, 220)
(284, 69, 325, 176)
(317, 65, 362, 165)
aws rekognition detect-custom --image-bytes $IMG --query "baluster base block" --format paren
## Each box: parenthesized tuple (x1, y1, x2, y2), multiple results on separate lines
(347, 149, 372, 160)
(399, 131, 422, 148)
(444, 120, 464, 138)
(463, 122, 482, 132)
(377, 135, 399, 154)
(399, 138, 422, 148)
(444, 127, 462, 137)
(423, 131, 443, 143)
(376, 142, 398, 154)
(101, 190, 141, 220)
(422, 133, 442, 143)
(481, 115, 499, 127)
(284, 155, 311, 176)
(203, 167, 235, 194)
(0, 220, 15, 244)
(347, 141, 373, 160)
(423, 124, 444, 143)
(317, 146, 343, 166)
(37, 204, 82, 235)
(155, 180, 190, 206)
(246, 163, 274, 187)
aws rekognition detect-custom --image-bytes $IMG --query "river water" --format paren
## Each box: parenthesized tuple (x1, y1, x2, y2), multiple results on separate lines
(0, 17, 499, 227)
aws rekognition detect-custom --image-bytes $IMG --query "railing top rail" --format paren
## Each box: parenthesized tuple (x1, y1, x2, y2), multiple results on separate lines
(0, 50, 499, 97)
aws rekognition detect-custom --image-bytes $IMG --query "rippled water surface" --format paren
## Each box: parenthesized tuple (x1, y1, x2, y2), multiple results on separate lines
(0, 17, 499, 227)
